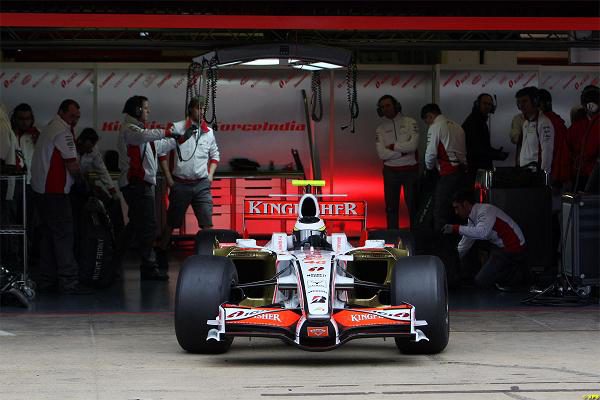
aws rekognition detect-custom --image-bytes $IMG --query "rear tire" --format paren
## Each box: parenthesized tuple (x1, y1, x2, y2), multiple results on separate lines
(391, 255, 449, 354)
(368, 229, 415, 256)
(175, 255, 238, 353)
(195, 229, 241, 255)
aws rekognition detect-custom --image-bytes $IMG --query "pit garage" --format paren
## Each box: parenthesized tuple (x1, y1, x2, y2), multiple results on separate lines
(1, 2, 599, 399)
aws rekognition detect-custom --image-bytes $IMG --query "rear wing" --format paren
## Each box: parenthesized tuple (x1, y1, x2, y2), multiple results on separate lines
(242, 198, 367, 234)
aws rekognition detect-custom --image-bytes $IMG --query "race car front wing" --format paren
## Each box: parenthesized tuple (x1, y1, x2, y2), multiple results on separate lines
(207, 304, 428, 351)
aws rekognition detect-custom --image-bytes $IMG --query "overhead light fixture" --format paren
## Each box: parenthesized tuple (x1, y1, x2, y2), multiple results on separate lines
(194, 43, 352, 70)
(292, 65, 323, 71)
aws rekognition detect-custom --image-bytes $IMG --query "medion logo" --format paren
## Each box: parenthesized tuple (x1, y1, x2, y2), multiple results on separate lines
(218, 121, 305, 132)
(101, 120, 166, 132)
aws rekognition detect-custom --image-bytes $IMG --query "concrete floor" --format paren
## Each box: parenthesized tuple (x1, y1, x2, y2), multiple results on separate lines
(1, 254, 599, 399)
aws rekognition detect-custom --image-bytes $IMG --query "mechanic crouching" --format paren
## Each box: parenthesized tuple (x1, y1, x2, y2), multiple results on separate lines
(442, 190, 527, 291)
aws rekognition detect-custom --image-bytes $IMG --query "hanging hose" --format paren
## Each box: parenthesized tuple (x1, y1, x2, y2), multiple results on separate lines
(185, 62, 203, 119)
(311, 71, 323, 122)
(203, 57, 219, 130)
(345, 58, 359, 133)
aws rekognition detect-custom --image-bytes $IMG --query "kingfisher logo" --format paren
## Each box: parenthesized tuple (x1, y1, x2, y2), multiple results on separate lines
(218, 121, 305, 132)
(101, 120, 166, 132)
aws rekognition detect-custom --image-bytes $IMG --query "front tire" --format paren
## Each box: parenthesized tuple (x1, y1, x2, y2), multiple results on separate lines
(391, 255, 449, 354)
(175, 255, 238, 353)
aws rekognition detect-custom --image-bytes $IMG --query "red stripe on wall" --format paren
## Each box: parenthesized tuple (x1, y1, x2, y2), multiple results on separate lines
(1, 14, 599, 31)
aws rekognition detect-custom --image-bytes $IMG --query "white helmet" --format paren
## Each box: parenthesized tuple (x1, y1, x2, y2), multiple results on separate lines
(293, 194, 329, 249)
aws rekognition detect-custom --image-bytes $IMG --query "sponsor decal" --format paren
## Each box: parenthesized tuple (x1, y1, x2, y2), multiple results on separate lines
(334, 307, 412, 328)
(308, 266, 324, 272)
(306, 273, 327, 278)
(363, 74, 378, 88)
(101, 120, 166, 132)
(523, 73, 537, 87)
(310, 296, 327, 304)
(156, 73, 172, 88)
(412, 75, 426, 89)
(471, 74, 482, 85)
(225, 307, 300, 326)
(375, 74, 390, 88)
(113, 72, 129, 88)
(50, 74, 60, 86)
(143, 73, 158, 88)
(391, 74, 402, 86)
(3, 72, 20, 88)
(442, 72, 458, 87)
(307, 326, 329, 337)
(245, 200, 362, 216)
(217, 121, 305, 132)
(562, 74, 577, 90)
(402, 73, 416, 88)
(99, 72, 115, 88)
(76, 71, 93, 88)
(128, 73, 144, 88)
(61, 72, 78, 88)
(21, 74, 32, 86)
(481, 73, 497, 88)
(541, 75, 552, 87)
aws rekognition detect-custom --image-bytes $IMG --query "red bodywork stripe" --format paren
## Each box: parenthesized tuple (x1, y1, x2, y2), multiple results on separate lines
(1, 14, 598, 31)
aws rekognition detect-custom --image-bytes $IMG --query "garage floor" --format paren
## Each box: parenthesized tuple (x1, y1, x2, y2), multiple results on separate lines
(1, 251, 599, 400)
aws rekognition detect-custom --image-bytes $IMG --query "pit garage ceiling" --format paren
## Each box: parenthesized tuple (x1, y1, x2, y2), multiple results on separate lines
(1, 0, 599, 62)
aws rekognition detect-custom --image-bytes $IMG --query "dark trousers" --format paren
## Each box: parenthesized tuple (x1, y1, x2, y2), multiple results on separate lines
(34, 192, 79, 290)
(474, 245, 527, 288)
(383, 167, 418, 229)
(433, 171, 466, 232)
(121, 182, 157, 267)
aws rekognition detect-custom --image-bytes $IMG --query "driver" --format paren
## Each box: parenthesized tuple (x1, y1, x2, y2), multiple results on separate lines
(292, 216, 331, 250)
(291, 193, 332, 250)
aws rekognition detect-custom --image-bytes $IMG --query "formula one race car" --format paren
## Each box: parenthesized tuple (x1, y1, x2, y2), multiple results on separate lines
(174, 180, 448, 354)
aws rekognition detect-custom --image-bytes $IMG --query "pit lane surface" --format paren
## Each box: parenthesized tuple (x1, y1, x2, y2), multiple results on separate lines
(1, 309, 598, 399)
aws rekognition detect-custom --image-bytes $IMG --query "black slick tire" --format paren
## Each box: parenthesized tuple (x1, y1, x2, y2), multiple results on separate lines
(391, 255, 449, 354)
(175, 255, 238, 353)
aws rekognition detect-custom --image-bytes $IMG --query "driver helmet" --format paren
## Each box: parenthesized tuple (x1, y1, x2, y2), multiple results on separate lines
(293, 217, 327, 249)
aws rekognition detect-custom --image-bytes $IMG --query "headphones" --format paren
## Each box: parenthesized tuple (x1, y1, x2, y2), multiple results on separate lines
(123, 95, 147, 119)
(377, 95, 402, 117)
(516, 87, 540, 110)
(581, 85, 600, 107)
(473, 93, 497, 114)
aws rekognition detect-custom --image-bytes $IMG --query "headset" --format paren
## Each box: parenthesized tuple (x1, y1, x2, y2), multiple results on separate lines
(377, 95, 402, 117)
(581, 85, 599, 113)
(473, 93, 497, 114)
(123, 95, 147, 119)
(516, 86, 540, 110)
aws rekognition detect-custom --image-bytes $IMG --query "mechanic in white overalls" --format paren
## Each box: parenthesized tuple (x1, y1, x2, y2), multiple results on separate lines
(158, 96, 219, 253)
